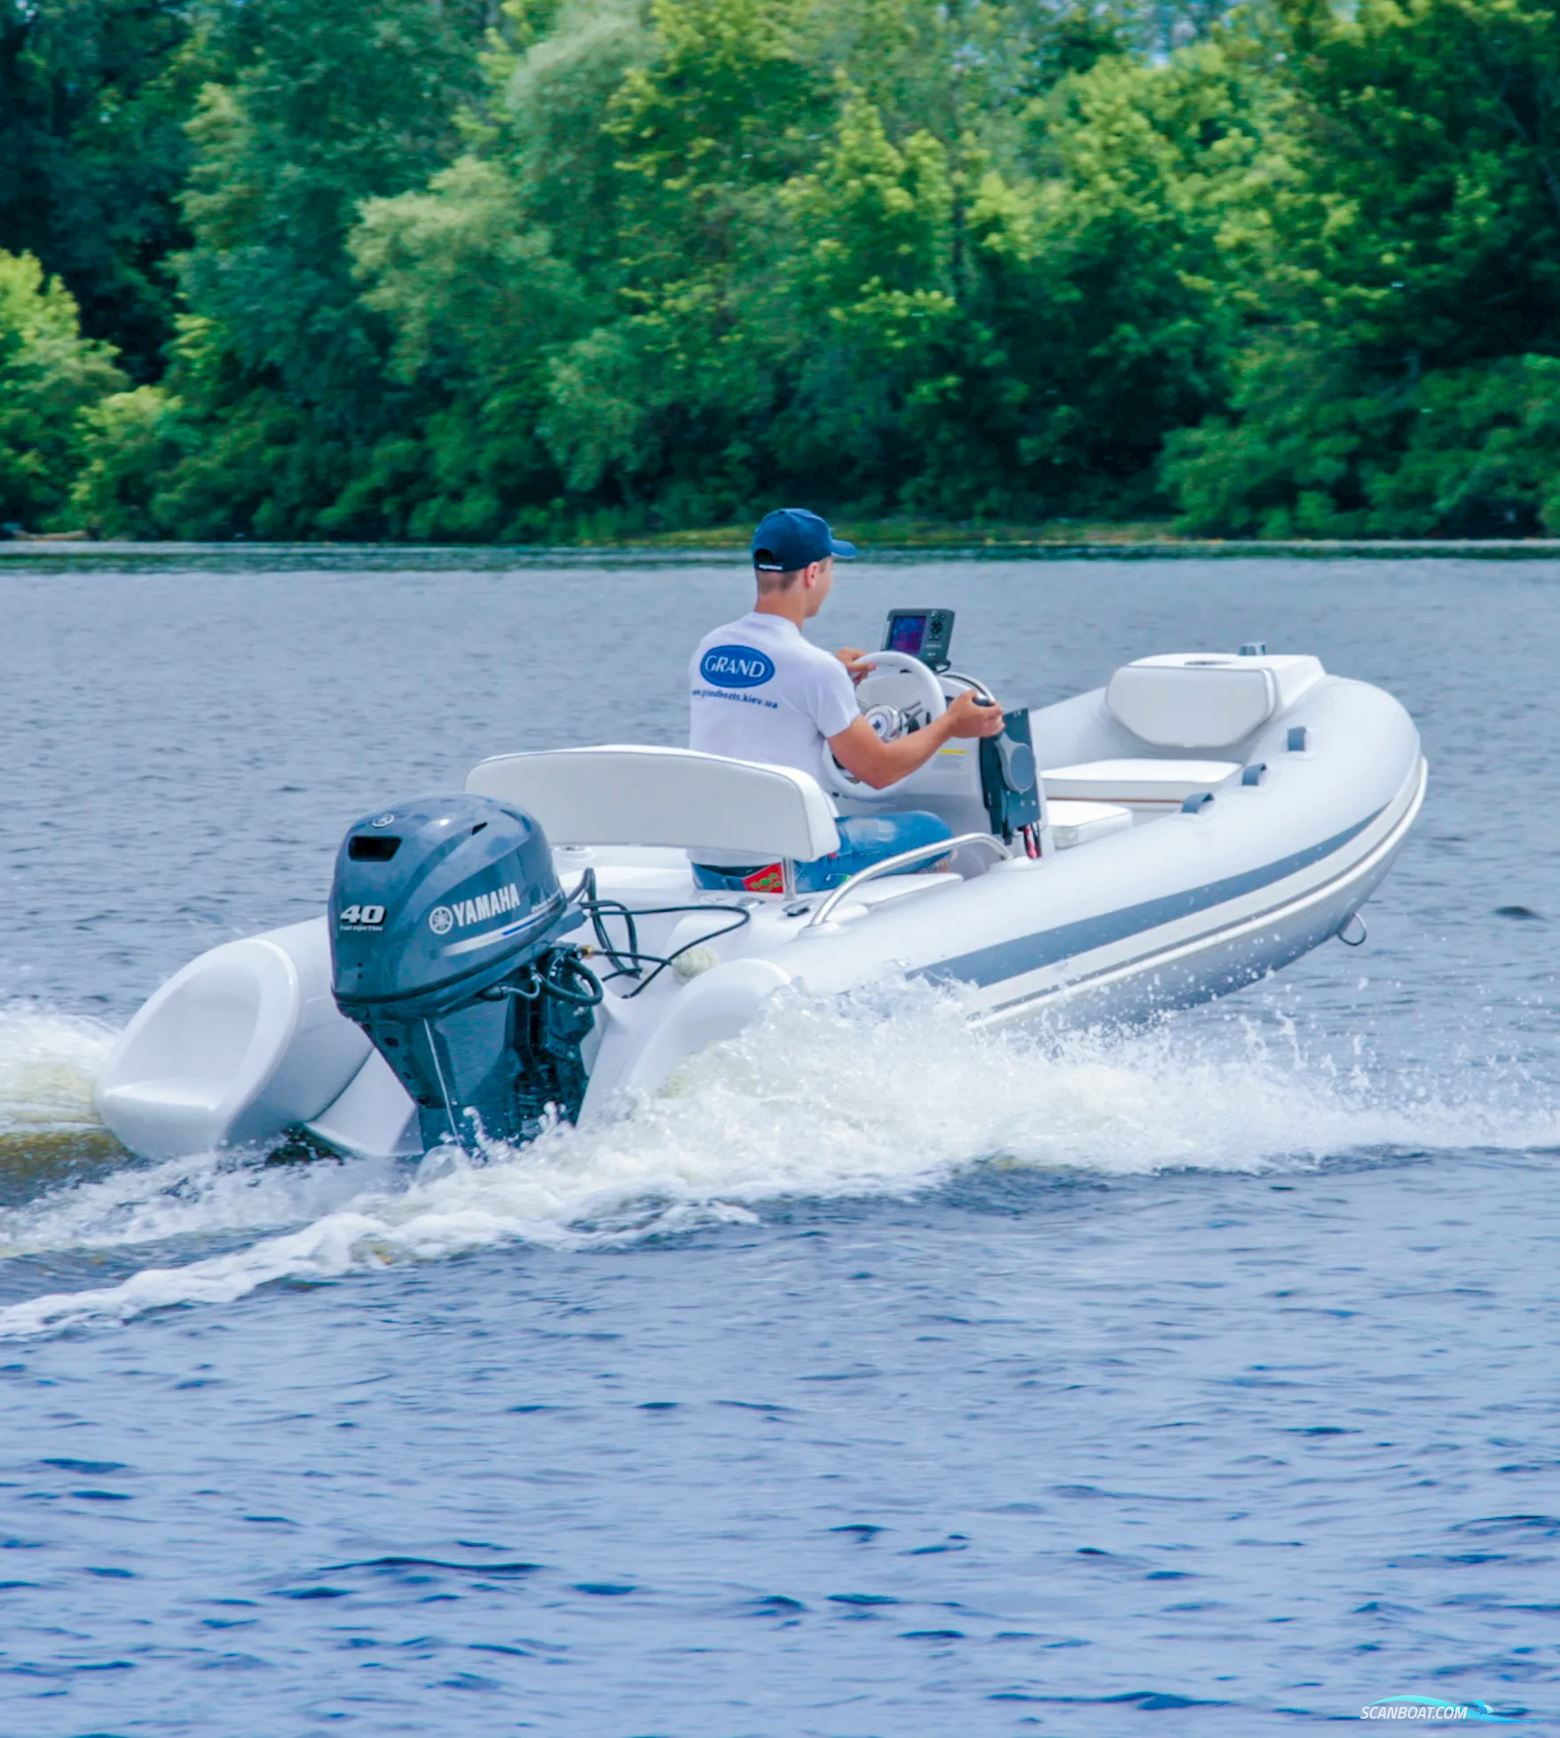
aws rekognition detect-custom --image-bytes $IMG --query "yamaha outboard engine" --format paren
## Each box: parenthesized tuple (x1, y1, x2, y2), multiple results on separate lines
(329, 794, 599, 1154)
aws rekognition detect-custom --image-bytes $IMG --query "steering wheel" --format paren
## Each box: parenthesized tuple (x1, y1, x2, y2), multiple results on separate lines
(824, 649, 948, 802)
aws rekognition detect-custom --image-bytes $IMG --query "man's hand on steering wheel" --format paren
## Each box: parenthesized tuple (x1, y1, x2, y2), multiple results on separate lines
(944, 690, 1006, 739)
(827, 681, 1006, 792)
(834, 647, 873, 686)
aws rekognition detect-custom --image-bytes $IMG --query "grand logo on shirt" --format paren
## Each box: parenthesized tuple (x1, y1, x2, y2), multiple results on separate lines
(699, 644, 775, 688)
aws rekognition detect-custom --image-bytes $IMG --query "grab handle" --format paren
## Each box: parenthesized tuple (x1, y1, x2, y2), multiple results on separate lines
(802, 833, 1011, 929)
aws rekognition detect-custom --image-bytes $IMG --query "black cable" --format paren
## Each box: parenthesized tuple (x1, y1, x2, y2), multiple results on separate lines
(568, 868, 644, 978)
(590, 898, 643, 979)
(616, 904, 751, 999)
(482, 890, 744, 1006)
(548, 893, 756, 999)
(542, 951, 604, 1008)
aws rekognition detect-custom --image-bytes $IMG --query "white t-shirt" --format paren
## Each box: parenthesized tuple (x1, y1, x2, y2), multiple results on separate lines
(689, 609, 858, 795)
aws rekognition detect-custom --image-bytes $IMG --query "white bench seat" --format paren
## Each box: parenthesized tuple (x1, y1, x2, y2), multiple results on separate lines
(1047, 798, 1135, 848)
(1042, 758, 1240, 810)
(467, 746, 841, 862)
(1106, 653, 1324, 748)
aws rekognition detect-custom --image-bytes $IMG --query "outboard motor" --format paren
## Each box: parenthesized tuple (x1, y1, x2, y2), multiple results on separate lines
(329, 794, 599, 1154)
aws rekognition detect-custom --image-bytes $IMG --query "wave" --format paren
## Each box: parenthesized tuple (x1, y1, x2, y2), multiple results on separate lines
(0, 983, 1553, 1338)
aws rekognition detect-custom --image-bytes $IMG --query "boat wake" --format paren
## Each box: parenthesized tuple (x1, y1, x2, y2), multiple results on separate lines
(0, 1001, 115, 1137)
(0, 984, 1552, 1338)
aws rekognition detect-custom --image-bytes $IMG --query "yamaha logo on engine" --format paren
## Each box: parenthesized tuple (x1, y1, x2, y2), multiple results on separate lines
(428, 883, 522, 937)
(699, 644, 775, 689)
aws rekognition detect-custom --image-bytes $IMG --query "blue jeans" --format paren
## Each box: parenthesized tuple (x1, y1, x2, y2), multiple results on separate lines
(692, 811, 954, 894)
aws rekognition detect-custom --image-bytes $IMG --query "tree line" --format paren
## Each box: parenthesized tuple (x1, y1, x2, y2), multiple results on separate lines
(2, 0, 1557, 542)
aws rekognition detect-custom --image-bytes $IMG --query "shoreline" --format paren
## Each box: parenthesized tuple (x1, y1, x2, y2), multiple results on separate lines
(4, 532, 1560, 564)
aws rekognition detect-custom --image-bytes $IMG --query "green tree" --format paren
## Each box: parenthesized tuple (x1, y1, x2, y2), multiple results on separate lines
(1369, 356, 1560, 536)
(1164, 0, 1560, 535)
(526, 0, 817, 521)
(769, 90, 973, 509)
(349, 158, 589, 538)
(0, 0, 200, 376)
(481, 0, 649, 287)
(155, 0, 492, 535)
(341, 0, 646, 536)
(1007, 33, 1289, 509)
(0, 249, 125, 529)
(70, 384, 190, 538)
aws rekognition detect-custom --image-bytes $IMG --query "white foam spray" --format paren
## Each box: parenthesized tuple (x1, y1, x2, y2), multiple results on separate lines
(0, 1002, 114, 1135)
(0, 983, 1553, 1337)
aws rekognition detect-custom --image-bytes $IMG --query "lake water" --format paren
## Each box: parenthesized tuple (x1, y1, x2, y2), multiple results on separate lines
(0, 548, 1555, 1735)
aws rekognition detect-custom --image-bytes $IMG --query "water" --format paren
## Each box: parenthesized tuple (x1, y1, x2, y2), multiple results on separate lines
(0, 549, 1555, 1733)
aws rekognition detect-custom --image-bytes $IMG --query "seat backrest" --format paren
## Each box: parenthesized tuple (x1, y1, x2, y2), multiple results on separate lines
(1106, 653, 1324, 749)
(465, 746, 841, 861)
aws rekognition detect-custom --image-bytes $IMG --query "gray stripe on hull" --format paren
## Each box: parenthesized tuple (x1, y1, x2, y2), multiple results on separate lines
(917, 806, 1385, 992)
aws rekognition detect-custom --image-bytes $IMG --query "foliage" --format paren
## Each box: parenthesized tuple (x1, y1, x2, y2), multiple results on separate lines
(0, 0, 201, 377)
(1166, 347, 1560, 536)
(4, 0, 1558, 539)
(0, 250, 126, 529)
(1164, 0, 1560, 534)
(70, 385, 192, 537)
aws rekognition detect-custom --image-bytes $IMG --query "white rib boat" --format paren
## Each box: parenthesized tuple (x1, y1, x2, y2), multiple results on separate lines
(95, 631, 1426, 1163)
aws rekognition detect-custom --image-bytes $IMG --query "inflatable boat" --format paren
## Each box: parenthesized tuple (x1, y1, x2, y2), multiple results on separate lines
(94, 618, 1426, 1163)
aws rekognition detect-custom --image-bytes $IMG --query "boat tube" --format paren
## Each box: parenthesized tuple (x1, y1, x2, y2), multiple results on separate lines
(95, 628, 1426, 1162)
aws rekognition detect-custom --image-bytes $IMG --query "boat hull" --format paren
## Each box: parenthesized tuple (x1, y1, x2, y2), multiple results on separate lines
(774, 674, 1424, 1026)
(93, 669, 1425, 1161)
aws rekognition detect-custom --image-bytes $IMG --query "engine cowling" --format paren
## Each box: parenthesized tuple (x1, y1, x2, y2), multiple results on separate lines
(329, 794, 594, 1152)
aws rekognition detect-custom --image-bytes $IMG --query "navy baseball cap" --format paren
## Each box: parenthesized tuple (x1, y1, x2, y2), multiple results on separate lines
(751, 507, 858, 572)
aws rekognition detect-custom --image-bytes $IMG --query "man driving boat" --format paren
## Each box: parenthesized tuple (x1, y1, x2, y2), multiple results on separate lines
(688, 507, 1004, 892)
